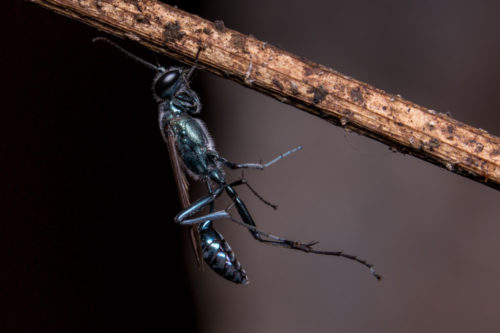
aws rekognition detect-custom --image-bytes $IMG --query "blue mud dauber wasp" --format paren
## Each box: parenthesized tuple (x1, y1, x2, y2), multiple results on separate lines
(93, 37, 381, 284)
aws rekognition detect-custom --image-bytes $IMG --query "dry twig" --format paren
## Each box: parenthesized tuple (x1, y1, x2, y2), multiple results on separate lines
(29, 0, 500, 190)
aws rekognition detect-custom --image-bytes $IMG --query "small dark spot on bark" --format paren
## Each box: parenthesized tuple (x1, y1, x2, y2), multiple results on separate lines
(203, 27, 212, 35)
(429, 138, 440, 151)
(135, 14, 150, 25)
(382, 106, 387, 111)
(303, 67, 313, 76)
(350, 87, 364, 104)
(343, 109, 353, 116)
(272, 78, 284, 91)
(164, 21, 185, 42)
(407, 108, 411, 113)
(468, 139, 477, 146)
(491, 149, 500, 157)
(214, 20, 225, 32)
(447, 125, 455, 134)
(307, 85, 328, 104)
(255, 71, 261, 77)
(396, 122, 403, 127)
(231, 34, 249, 53)
(475, 143, 484, 153)
(196, 39, 206, 49)
(446, 136, 454, 141)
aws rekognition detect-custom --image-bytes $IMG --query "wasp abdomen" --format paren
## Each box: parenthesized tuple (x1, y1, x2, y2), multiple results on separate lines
(199, 222, 249, 284)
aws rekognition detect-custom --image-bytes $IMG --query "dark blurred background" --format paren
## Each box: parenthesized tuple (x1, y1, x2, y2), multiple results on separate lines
(3, 1, 500, 332)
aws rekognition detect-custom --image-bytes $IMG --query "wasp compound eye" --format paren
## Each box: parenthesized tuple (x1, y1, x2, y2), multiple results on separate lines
(154, 70, 181, 99)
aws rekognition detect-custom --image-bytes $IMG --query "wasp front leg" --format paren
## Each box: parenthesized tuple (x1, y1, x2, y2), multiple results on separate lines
(219, 145, 302, 170)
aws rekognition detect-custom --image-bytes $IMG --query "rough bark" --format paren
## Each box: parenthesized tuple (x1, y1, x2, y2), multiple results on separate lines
(28, 0, 500, 190)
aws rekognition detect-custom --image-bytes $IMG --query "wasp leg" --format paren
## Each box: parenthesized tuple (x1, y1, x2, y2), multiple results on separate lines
(223, 184, 382, 280)
(228, 176, 278, 209)
(174, 184, 225, 224)
(175, 182, 381, 280)
(174, 178, 260, 225)
(220, 145, 302, 170)
(174, 171, 279, 225)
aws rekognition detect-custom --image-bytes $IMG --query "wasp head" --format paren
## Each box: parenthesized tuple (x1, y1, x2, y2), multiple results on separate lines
(153, 67, 185, 100)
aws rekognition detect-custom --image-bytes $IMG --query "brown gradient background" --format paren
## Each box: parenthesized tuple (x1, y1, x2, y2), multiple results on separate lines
(4, 1, 500, 332)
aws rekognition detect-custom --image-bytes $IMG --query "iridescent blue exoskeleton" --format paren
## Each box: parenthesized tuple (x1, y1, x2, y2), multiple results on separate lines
(93, 38, 381, 284)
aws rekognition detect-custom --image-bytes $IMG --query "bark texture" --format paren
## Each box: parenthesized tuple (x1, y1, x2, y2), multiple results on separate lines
(29, 0, 500, 190)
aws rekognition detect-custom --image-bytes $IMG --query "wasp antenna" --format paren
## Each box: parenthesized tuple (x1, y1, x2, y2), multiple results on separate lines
(92, 37, 159, 72)
(152, 52, 162, 69)
(186, 48, 203, 81)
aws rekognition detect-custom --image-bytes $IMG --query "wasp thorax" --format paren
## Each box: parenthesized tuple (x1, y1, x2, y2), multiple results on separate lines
(154, 69, 182, 99)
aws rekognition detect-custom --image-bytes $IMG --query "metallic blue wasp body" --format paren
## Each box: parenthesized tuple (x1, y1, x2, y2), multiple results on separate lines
(155, 65, 302, 284)
(156, 65, 250, 283)
(93, 38, 381, 284)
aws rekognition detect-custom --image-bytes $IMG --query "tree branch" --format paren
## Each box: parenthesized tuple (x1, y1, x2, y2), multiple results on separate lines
(29, 0, 500, 190)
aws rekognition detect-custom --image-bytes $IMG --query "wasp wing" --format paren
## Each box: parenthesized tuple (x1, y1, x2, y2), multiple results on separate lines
(165, 128, 204, 268)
